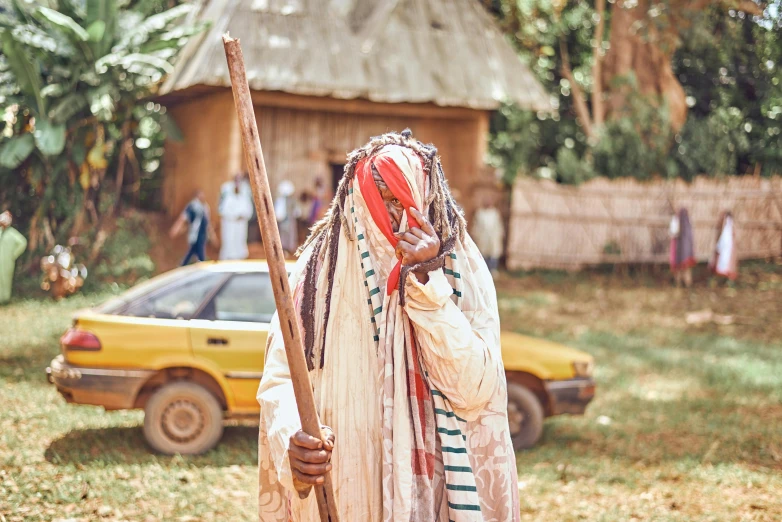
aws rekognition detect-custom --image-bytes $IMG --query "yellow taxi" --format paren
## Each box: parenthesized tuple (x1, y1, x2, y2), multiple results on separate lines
(47, 261, 595, 454)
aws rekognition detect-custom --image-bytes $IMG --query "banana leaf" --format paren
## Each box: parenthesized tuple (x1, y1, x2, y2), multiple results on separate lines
(96, 52, 173, 75)
(114, 4, 192, 51)
(40, 83, 66, 98)
(86, 20, 105, 42)
(0, 133, 35, 169)
(11, 24, 61, 55)
(86, 0, 117, 55)
(37, 7, 90, 42)
(49, 92, 89, 123)
(89, 84, 115, 121)
(58, 0, 88, 21)
(0, 31, 44, 115)
(33, 119, 67, 156)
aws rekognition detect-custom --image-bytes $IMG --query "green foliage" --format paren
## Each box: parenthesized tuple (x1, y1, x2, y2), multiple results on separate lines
(555, 146, 594, 185)
(133, 101, 176, 210)
(88, 214, 155, 289)
(592, 83, 674, 181)
(489, 107, 543, 183)
(0, 133, 34, 168)
(602, 240, 621, 256)
(32, 118, 66, 155)
(491, 86, 674, 183)
(488, 0, 782, 184)
(673, 3, 782, 177)
(671, 107, 752, 181)
(0, 0, 205, 252)
(487, 0, 596, 184)
(37, 6, 91, 42)
(489, 103, 589, 183)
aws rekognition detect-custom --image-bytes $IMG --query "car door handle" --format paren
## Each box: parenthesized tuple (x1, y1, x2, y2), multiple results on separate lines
(207, 337, 229, 345)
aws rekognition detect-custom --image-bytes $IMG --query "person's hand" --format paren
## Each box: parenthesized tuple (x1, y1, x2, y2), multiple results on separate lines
(395, 207, 441, 284)
(169, 216, 185, 239)
(289, 426, 335, 496)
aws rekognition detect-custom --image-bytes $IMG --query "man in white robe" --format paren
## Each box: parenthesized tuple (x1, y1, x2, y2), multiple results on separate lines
(219, 173, 254, 260)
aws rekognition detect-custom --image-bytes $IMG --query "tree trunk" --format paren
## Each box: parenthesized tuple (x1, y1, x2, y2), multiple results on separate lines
(591, 0, 607, 128)
(113, 121, 134, 216)
(112, 138, 130, 216)
(602, 0, 688, 131)
(560, 38, 595, 142)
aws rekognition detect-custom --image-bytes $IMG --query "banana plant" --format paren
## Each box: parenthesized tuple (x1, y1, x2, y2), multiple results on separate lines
(0, 0, 204, 246)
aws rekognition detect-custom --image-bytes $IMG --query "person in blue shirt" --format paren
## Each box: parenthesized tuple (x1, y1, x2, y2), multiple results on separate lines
(169, 190, 218, 265)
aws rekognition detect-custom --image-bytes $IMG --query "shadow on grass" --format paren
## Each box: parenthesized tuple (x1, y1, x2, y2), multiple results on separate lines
(45, 425, 258, 467)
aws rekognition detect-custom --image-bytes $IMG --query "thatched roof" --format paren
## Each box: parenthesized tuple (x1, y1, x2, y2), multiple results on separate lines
(159, 0, 551, 111)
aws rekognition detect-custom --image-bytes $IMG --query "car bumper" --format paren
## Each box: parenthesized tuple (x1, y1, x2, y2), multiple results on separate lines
(545, 377, 595, 415)
(46, 354, 154, 410)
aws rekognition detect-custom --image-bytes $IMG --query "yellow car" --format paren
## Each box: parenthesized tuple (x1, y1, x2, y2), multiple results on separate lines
(47, 261, 595, 454)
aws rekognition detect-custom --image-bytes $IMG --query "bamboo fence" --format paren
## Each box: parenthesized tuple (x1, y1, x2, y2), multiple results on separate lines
(506, 176, 782, 270)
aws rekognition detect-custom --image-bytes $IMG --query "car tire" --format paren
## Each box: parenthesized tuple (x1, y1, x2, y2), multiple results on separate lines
(507, 382, 544, 451)
(143, 381, 224, 455)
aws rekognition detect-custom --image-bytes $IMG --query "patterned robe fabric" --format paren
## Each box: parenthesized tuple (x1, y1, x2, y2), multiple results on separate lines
(257, 145, 520, 521)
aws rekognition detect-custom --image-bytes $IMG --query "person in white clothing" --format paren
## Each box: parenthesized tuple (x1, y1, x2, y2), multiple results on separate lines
(710, 210, 738, 281)
(471, 197, 504, 274)
(218, 173, 254, 260)
(274, 180, 298, 255)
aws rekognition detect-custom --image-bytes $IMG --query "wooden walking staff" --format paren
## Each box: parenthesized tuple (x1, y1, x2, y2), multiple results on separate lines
(222, 35, 340, 522)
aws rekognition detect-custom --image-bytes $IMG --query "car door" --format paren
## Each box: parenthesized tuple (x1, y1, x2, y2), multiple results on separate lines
(189, 272, 276, 413)
(81, 271, 227, 369)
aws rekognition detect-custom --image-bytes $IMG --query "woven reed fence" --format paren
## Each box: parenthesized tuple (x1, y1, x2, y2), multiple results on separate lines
(506, 176, 782, 270)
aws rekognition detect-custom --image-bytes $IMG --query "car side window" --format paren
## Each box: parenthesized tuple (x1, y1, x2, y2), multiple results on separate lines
(123, 272, 223, 320)
(207, 273, 277, 323)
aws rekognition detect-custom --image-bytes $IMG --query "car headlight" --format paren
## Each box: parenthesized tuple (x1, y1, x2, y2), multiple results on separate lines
(572, 361, 593, 378)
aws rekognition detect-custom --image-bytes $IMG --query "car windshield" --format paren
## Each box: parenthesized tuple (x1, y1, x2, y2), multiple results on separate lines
(93, 266, 203, 314)
(199, 272, 277, 323)
(121, 271, 225, 320)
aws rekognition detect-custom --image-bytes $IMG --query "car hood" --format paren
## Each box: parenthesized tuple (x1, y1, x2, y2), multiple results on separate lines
(500, 331, 592, 380)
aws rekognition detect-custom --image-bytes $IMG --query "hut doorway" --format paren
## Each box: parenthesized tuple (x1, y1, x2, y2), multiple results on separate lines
(330, 163, 345, 192)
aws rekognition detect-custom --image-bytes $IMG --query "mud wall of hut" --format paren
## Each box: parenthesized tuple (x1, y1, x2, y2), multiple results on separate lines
(162, 91, 244, 217)
(163, 90, 490, 223)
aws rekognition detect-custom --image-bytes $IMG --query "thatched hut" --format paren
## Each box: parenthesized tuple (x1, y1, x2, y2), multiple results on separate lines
(158, 0, 549, 222)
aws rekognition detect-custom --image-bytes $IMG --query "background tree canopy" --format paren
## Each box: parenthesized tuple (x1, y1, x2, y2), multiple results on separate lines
(487, 0, 782, 184)
(0, 0, 203, 255)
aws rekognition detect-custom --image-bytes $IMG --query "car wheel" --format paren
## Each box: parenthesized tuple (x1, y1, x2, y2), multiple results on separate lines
(507, 382, 544, 451)
(143, 381, 224, 455)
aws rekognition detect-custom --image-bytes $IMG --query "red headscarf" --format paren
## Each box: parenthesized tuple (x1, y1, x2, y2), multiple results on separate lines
(355, 153, 424, 295)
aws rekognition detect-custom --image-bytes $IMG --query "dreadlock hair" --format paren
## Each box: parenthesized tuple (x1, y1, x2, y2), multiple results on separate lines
(297, 129, 467, 370)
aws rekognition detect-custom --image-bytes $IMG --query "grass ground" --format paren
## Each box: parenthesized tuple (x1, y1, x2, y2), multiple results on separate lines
(1, 261, 781, 521)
